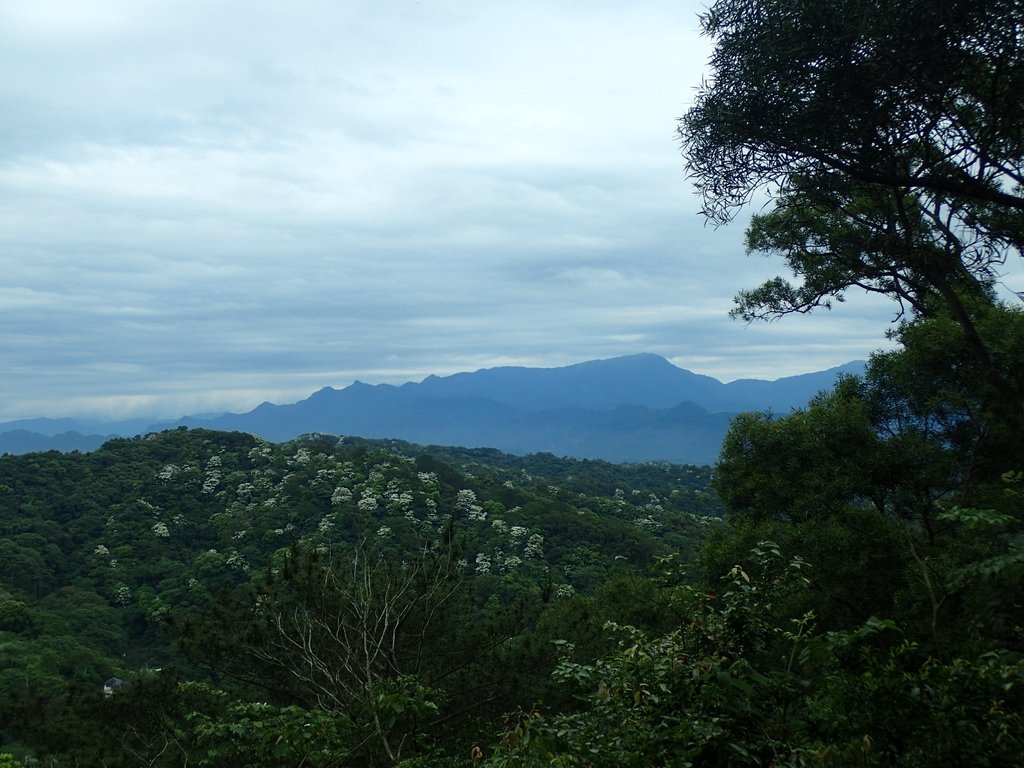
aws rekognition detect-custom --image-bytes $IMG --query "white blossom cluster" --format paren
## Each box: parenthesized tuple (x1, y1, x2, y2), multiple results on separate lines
(424, 497, 439, 522)
(457, 489, 486, 521)
(644, 494, 665, 512)
(202, 456, 223, 493)
(93, 544, 109, 556)
(634, 515, 662, 532)
(524, 533, 544, 559)
(225, 551, 248, 571)
(483, 519, 544, 567)
(152, 521, 170, 538)
(247, 444, 273, 463)
(386, 480, 414, 514)
(331, 486, 353, 505)
(235, 482, 256, 501)
(157, 464, 180, 481)
(467, 506, 487, 522)
(114, 584, 132, 606)
(312, 468, 335, 487)
(202, 472, 221, 494)
(366, 468, 386, 490)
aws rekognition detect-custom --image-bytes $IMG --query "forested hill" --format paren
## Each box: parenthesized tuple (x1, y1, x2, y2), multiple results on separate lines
(0, 427, 719, 763)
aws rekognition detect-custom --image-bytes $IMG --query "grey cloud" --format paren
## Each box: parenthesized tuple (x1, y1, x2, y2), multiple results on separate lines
(0, 0, 899, 421)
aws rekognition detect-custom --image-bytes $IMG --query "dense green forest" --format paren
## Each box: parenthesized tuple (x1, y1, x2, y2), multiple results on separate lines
(4, 0, 1024, 764)
(0, 430, 720, 765)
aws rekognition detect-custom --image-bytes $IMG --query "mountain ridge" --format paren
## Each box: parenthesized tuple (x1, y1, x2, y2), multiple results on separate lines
(0, 354, 865, 463)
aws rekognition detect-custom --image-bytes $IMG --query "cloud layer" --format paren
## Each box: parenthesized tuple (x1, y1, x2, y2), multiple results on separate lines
(0, 0, 899, 420)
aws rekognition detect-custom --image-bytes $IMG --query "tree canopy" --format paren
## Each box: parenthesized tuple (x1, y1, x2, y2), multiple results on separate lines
(679, 0, 1024, 408)
(680, 0, 1024, 228)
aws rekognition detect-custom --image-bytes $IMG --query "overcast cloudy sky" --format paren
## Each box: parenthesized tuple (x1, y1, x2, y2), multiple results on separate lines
(1, 0, 904, 421)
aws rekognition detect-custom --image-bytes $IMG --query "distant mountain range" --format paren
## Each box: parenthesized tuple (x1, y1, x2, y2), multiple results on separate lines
(0, 353, 865, 464)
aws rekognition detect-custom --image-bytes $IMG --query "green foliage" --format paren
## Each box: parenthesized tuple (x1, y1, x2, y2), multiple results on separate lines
(189, 695, 356, 767)
(1, 365, 1021, 767)
(4, 4, 1022, 755)
(679, 0, 1024, 233)
(680, 0, 1024, 410)
(714, 377, 884, 523)
(486, 546, 810, 766)
(0, 600, 32, 634)
(488, 544, 1024, 767)
(688, 270, 1023, 764)
(177, 541, 468, 765)
(0, 427, 722, 763)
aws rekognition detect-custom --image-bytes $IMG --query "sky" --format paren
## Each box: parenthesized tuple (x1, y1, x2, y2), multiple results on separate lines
(0, 0, 905, 422)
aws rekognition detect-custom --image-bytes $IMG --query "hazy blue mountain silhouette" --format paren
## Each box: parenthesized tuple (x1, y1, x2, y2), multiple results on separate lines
(155, 354, 864, 464)
(0, 430, 110, 455)
(0, 416, 155, 438)
(0, 354, 865, 463)
(403, 353, 863, 413)
(408, 353, 726, 411)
